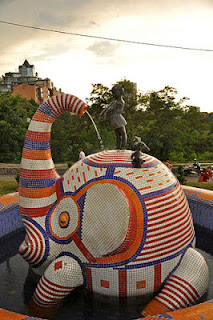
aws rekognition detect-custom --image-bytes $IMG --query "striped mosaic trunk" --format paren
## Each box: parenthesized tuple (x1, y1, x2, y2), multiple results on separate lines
(19, 94, 87, 218)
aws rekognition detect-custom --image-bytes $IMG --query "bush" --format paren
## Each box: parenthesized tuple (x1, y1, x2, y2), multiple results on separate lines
(169, 152, 185, 163)
(15, 172, 20, 183)
(187, 152, 197, 162)
(176, 165, 186, 185)
(66, 161, 74, 168)
(197, 151, 213, 161)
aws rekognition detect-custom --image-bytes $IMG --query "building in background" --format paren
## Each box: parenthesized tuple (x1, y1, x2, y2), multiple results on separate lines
(0, 60, 62, 104)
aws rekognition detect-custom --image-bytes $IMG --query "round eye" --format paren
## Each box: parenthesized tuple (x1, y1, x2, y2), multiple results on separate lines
(47, 196, 80, 242)
(59, 212, 69, 228)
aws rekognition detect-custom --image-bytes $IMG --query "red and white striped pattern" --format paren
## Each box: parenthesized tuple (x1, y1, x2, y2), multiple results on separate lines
(33, 274, 74, 307)
(19, 94, 87, 217)
(155, 273, 200, 310)
(134, 184, 194, 263)
(87, 150, 133, 165)
(86, 150, 156, 166)
(21, 220, 46, 266)
(47, 94, 86, 117)
(33, 256, 84, 307)
(143, 247, 209, 315)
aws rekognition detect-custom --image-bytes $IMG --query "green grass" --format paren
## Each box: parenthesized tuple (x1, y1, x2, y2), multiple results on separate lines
(185, 181, 213, 191)
(0, 180, 19, 195)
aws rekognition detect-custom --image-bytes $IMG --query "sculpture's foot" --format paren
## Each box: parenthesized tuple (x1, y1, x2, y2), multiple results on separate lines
(28, 255, 83, 318)
(142, 248, 209, 317)
(28, 298, 60, 319)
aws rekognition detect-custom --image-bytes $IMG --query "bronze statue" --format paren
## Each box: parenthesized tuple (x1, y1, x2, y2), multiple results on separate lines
(100, 84, 127, 149)
(131, 136, 150, 168)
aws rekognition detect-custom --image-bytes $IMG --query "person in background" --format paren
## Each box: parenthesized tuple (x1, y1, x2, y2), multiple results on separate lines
(165, 160, 173, 171)
(207, 166, 212, 181)
(79, 148, 85, 160)
(199, 168, 210, 182)
(193, 159, 201, 174)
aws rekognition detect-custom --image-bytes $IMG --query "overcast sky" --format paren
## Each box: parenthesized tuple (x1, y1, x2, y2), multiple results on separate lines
(0, 0, 213, 112)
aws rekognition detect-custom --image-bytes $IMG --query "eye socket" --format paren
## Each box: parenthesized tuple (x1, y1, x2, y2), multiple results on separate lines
(59, 212, 69, 228)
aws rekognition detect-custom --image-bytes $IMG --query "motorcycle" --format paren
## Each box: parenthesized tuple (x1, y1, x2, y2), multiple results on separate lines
(183, 164, 201, 176)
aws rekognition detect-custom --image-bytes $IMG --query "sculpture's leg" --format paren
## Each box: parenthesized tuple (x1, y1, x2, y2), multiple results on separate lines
(28, 255, 83, 319)
(115, 127, 127, 149)
(142, 248, 209, 317)
(115, 128, 122, 149)
(120, 126, 127, 149)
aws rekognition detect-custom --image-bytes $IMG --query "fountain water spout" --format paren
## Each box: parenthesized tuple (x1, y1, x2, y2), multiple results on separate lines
(86, 110, 104, 150)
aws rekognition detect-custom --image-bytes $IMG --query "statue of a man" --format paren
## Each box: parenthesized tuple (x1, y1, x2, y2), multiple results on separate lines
(100, 84, 127, 149)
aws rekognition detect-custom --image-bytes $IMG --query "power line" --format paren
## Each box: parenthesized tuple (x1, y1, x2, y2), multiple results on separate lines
(0, 19, 213, 52)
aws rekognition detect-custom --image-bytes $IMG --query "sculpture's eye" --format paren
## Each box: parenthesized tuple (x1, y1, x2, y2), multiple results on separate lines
(47, 196, 80, 241)
(59, 212, 69, 228)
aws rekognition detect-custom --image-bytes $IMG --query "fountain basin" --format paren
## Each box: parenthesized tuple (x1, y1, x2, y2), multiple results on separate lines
(0, 185, 213, 319)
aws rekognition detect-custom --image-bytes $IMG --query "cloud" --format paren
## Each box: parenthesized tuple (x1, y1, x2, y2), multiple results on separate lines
(0, 0, 101, 60)
(87, 41, 121, 58)
(0, 0, 213, 111)
(0, 0, 15, 4)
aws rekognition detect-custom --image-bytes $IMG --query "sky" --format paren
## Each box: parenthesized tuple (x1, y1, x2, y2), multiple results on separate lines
(0, 0, 213, 112)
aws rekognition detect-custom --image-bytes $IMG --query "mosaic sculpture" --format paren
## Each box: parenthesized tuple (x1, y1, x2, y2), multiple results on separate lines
(18, 94, 209, 318)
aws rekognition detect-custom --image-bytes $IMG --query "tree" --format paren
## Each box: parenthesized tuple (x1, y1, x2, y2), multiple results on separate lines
(1, 84, 212, 165)
(180, 106, 210, 160)
(87, 80, 141, 150)
(0, 92, 38, 162)
(116, 79, 141, 148)
(137, 86, 188, 161)
(86, 83, 112, 119)
(87, 83, 210, 161)
(86, 83, 115, 150)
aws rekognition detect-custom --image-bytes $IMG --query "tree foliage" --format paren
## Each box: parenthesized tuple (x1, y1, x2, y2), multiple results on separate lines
(0, 92, 38, 162)
(0, 84, 212, 164)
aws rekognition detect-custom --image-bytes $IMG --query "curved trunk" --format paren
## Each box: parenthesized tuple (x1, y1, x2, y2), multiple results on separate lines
(19, 94, 87, 218)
